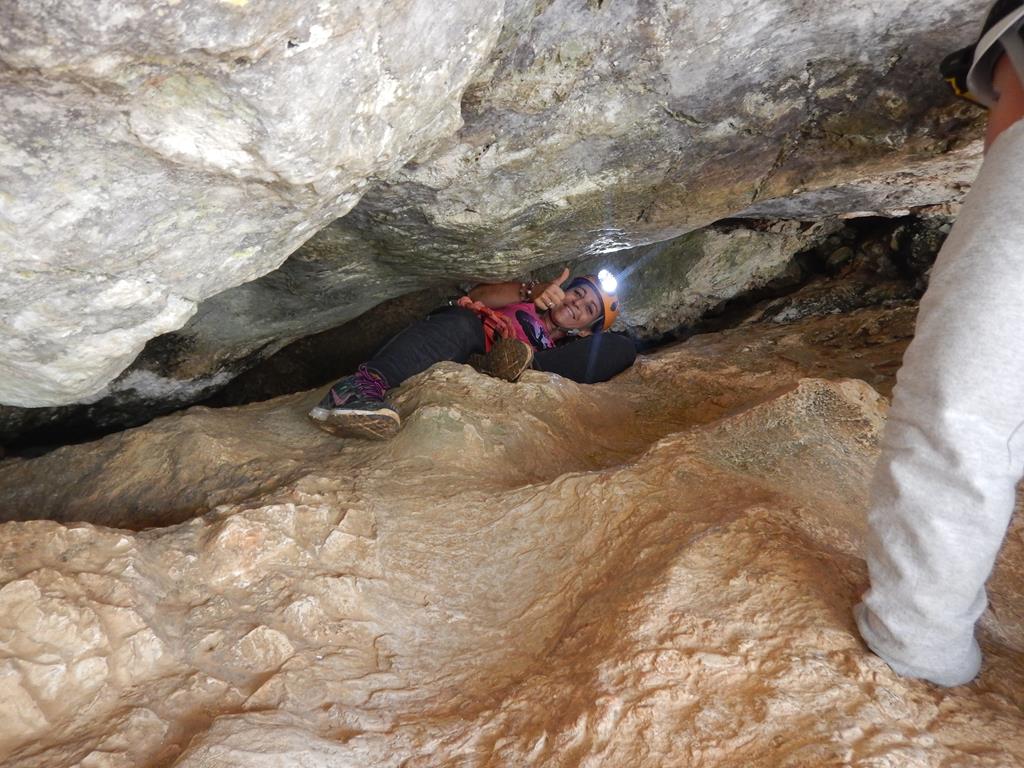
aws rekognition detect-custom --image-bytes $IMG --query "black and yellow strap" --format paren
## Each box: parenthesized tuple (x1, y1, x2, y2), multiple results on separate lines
(941, 45, 985, 105)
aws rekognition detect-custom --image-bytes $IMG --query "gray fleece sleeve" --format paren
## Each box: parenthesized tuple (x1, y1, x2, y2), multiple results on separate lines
(855, 120, 1024, 687)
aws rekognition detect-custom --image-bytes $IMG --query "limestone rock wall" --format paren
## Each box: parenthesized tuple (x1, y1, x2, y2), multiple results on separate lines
(181, 0, 988, 408)
(2, 307, 1024, 766)
(1, 0, 503, 407)
(2, 0, 991, 415)
(331, 0, 987, 265)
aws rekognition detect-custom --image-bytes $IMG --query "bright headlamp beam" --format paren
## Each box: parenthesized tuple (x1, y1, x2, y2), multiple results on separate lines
(598, 269, 618, 293)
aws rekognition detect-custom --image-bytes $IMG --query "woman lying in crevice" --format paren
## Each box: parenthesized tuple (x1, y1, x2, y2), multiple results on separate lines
(308, 267, 636, 439)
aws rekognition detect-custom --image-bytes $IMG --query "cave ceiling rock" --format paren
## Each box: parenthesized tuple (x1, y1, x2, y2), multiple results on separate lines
(331, 0, 989, 269)
(145, 0, 993, 423)
(0, 0, 505, 408)
(573, 218, 842, 338)
(2, 0, 991, 414)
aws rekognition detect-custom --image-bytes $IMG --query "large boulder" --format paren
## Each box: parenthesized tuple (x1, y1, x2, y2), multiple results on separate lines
(0, 0, 989, 423)
(0, 0, 504, 407)
(333, 0, 987, 265)
(177, 0, 989, 403)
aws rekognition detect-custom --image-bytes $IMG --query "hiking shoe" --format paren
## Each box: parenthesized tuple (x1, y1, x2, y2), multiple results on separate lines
(469, 337, 535, 382)
(307, 366, 400, 440)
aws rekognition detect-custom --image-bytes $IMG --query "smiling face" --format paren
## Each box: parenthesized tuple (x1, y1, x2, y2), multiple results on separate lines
(549, 280, 603, 333)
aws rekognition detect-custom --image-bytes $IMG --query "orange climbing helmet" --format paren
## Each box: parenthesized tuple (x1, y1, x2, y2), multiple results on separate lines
(567, 269, 620, 332)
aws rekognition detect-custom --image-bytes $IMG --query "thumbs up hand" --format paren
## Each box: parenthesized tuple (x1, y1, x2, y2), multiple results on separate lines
(533, 266, 571, 312)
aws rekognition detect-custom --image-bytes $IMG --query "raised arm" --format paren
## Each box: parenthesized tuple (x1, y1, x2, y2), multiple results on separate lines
(468, 267, 571, 309)
(466, 280, 527, 308)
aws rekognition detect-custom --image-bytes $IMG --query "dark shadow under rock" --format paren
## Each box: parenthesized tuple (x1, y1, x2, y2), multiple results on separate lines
(0, 287, 459, 455)
(205, 287, 459, 408)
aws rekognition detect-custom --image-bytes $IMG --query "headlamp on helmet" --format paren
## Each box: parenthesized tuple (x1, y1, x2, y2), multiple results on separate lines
(598, 269, 618, 294)
(567, 268, 621, 332)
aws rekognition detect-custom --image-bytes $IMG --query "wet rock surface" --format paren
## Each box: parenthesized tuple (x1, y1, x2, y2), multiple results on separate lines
(3, 306, 1024, 767)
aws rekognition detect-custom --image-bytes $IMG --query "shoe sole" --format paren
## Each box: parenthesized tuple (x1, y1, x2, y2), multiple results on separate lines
(308, 406, 401, 440)
(474, 339, 534, 382)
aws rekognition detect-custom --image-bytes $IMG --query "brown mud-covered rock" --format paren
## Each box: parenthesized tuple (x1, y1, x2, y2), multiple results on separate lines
(3, 306, 1024, 767)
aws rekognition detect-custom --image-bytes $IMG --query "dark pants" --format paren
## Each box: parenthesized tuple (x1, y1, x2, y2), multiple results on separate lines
(366, 305, 637, 388)
(366, 307, 486, 387)
(533, 329, 636, 385)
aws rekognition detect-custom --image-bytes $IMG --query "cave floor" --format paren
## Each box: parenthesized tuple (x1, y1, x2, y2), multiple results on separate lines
(2, 304, 1024, 767)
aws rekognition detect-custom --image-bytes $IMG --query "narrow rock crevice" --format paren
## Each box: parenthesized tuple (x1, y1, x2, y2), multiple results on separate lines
(0, 212, 945, 459)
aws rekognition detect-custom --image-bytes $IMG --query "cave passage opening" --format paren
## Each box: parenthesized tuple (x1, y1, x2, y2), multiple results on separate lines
(0, 214, 950, 538)
(0, 214, 944, 466)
